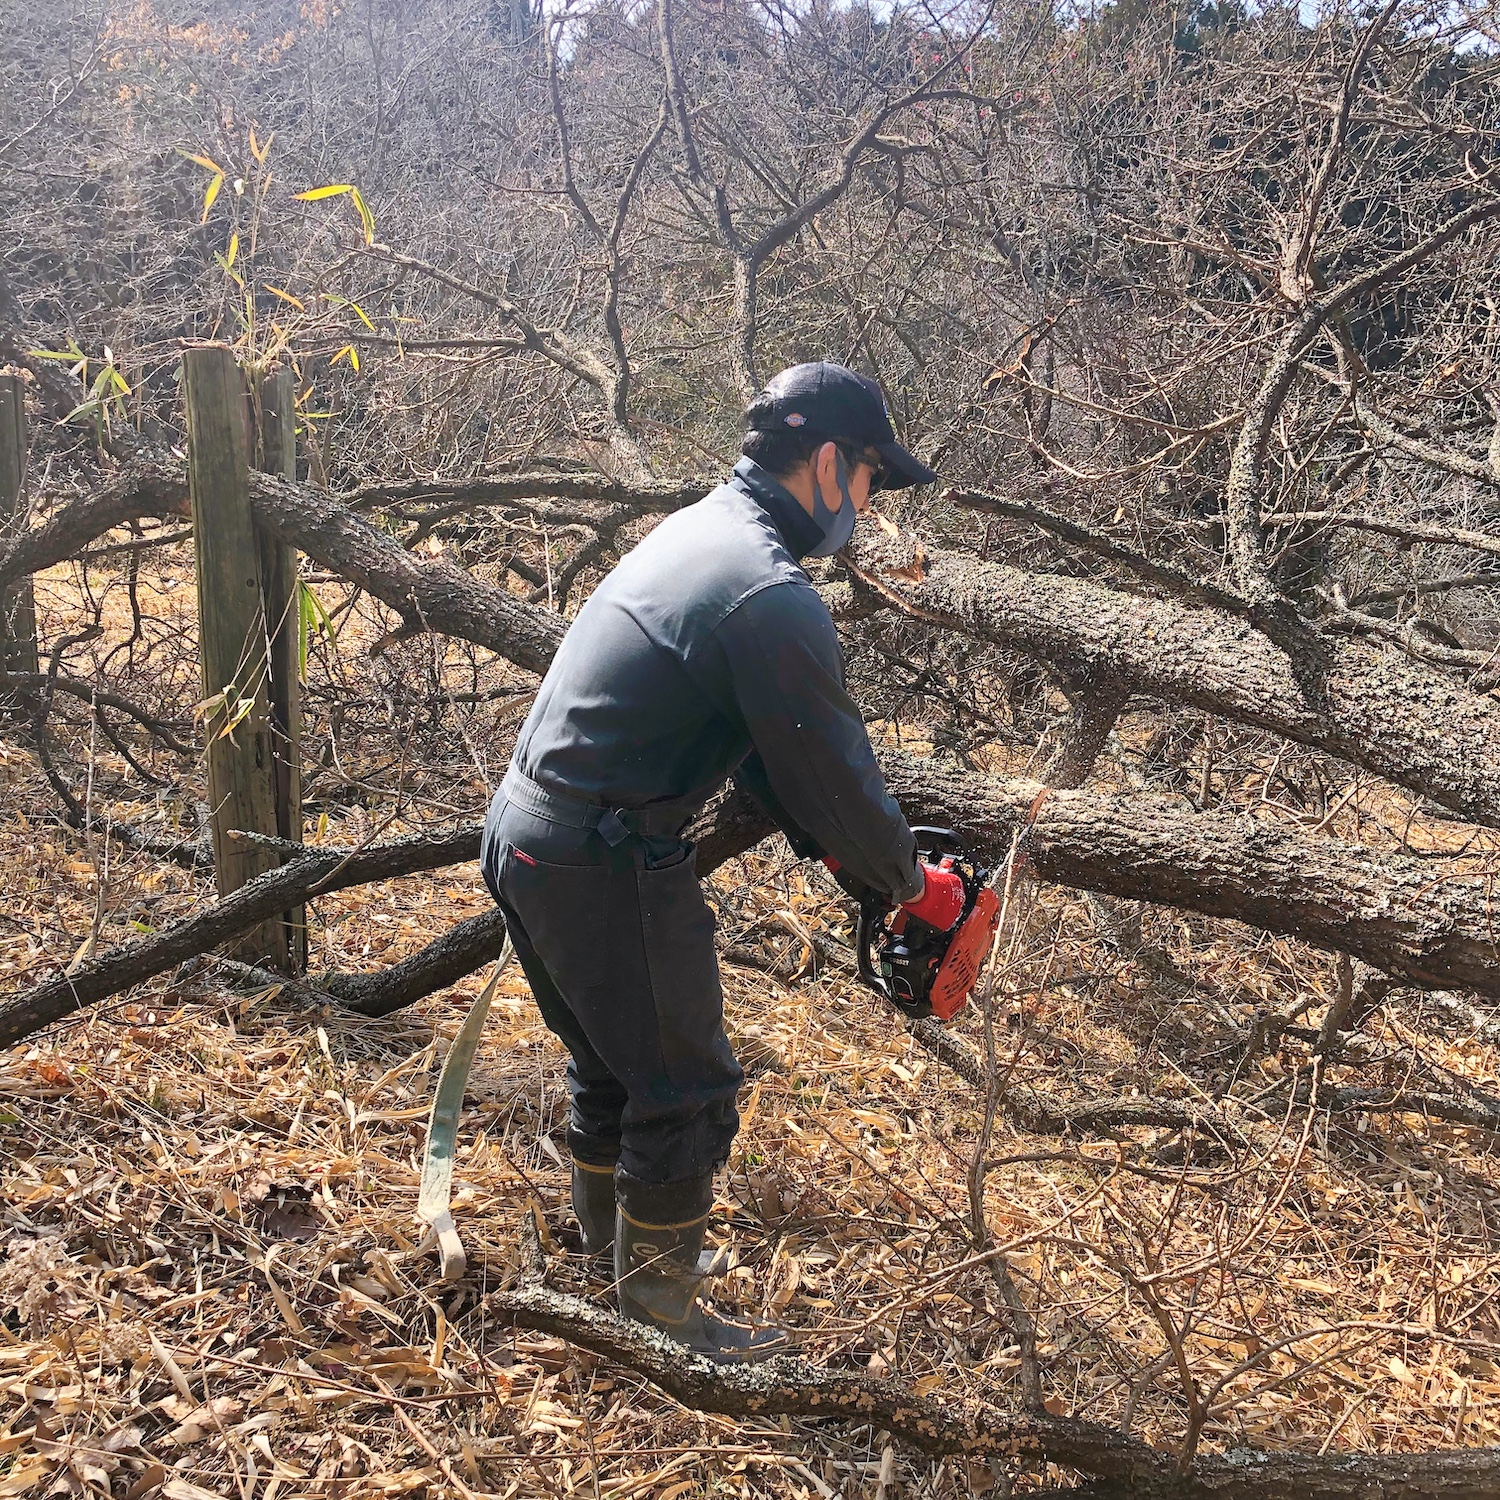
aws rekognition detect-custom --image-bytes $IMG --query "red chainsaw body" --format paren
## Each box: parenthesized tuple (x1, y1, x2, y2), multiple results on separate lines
(927, 886, 1001, 1019)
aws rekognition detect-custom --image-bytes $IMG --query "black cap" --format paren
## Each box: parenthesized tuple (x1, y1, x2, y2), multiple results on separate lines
(748, 362, 939, 489)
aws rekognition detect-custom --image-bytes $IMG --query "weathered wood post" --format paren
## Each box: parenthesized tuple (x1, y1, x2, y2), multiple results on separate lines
(183, 344, 290, 969)
(251, 364, 306, 971)
(0, 374, 40, 699)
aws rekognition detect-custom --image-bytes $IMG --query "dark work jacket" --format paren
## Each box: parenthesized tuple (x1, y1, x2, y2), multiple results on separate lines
(504, 458, 922, 902)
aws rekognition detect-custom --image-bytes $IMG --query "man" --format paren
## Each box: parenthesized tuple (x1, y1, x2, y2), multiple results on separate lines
(480, 362, 964, 1361)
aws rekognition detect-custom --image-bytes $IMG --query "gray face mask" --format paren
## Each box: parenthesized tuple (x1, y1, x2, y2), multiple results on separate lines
(805, 450, 858, 558)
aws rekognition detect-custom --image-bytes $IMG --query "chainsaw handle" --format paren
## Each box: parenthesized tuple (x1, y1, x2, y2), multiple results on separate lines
(908, 826, 963, 854)
(855, 894, 893, 1003)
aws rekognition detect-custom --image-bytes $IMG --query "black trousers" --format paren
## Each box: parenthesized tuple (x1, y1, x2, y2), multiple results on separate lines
(480, 793, 741, 1211)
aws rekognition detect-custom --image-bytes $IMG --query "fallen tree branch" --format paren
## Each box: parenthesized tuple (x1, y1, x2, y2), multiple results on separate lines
(9, 752, 1500, 1047)
(0, 825, 481, 1046)
(1265, 509, 1500, 562)
(490, 1280, 1500, 1498)
(325, 908, 509, 1018)
(0, 669, 195, 754)
(948, 488, 1247, 616)
(845, 528, 1500, 830)
(0, 468, 188, 595)
(907, 1018, 1243, 1144)
(342, 471, 699, 514)
(15, 464, 1500, 836)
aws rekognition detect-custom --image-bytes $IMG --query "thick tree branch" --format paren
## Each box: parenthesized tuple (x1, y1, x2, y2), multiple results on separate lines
(494, 1280, 1500, 1499)
(845, 528, 1500, 831)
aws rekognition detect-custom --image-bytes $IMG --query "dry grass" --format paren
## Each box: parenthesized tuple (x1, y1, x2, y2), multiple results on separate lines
(3, 546, 1500, 1497)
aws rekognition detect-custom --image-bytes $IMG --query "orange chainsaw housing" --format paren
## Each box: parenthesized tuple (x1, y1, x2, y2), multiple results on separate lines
(927, 886, 1002, 1020)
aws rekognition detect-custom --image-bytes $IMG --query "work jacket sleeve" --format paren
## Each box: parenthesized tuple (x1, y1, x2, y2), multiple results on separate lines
(708, 581, 922, 904)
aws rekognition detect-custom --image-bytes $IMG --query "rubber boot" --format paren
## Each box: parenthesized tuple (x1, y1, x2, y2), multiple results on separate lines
(571, 1159, 617, 1254)
(572, 1161, 726, 1272)
(614, 1205, 789, 1363)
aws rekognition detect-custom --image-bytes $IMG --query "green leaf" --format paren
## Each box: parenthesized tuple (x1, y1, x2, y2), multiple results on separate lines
(298, 581, 313, 683)
(348, 186, 376, 245)
(299, 581, 339, 683)
(328, 295, 376, 332)
(62, 399, 102, 426)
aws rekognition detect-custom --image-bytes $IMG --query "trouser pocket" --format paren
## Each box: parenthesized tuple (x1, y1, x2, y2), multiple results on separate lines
(500, 845, 613, 996)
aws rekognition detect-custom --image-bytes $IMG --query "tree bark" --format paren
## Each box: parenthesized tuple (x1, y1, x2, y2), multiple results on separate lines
(495, 1280, 1500, 1499)
(5, 755, 1500, 1047)
(845, 530, 1500, 830)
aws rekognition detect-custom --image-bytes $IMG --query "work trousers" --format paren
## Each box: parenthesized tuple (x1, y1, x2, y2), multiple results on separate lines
(479, 793, 742, 1215)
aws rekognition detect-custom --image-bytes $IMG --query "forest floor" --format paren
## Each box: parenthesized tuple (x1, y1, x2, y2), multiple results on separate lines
(3, 552, 1500, 1498)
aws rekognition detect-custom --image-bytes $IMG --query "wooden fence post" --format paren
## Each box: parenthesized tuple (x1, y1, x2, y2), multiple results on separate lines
(183, 344, 289, 969)
(0, 374, 40, 698)
(252, 364, 306, 972)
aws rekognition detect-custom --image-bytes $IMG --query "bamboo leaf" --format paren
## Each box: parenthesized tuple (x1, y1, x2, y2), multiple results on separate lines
(62, 399, 102, 426)
(328, 295, 376, 332)
(265, 285, 306, 310)
(178, 149, 224, 173)
(349, 186, 376, 244)
(295, 183, 354, 201)
(201, 171, 224, 222)
(224, 232, 238, 270)
(298, 583, 313, 683)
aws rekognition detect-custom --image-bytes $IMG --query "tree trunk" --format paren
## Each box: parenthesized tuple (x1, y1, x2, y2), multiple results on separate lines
(13, 468, 1500, 840)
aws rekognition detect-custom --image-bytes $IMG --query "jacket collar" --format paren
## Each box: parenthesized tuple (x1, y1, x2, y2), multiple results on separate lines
(730, 457, 823, 561)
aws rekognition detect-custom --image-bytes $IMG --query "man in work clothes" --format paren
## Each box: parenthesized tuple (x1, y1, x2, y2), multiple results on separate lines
(480, 363, 965, 1361)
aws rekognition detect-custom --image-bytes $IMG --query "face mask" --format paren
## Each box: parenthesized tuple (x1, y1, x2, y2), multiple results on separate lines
(805, 450, 858, 558)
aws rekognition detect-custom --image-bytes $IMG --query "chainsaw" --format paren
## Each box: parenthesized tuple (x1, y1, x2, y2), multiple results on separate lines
(854, 827, 1001, 1022)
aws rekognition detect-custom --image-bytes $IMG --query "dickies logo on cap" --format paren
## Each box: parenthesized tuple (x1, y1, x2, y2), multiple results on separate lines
(784, 412, 806, 426)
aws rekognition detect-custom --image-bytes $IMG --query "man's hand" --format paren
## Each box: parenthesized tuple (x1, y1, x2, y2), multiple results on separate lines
(901, 861, 965, 931)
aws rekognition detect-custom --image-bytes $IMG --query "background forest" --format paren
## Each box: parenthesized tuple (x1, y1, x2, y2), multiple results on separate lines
(4, 0, 1500, 1496)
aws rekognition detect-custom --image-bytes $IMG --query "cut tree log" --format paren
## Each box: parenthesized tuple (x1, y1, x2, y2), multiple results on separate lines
(6, 757, 1500, 1048)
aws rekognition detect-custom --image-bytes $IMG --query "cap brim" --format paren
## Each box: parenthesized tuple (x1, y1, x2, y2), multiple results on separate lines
(875, 440, 940, 489)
